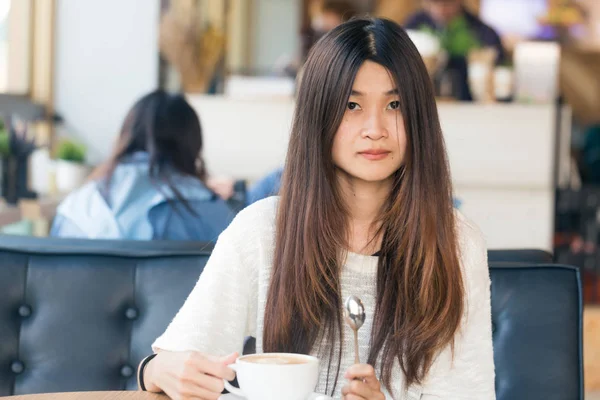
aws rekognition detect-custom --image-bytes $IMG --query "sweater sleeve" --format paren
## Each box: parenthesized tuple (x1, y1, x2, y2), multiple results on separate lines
(420, 217, 496, 399)
(151, 211, 258, 357)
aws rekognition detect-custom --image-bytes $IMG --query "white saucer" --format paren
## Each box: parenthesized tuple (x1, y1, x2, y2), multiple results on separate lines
(219, 394, 245, 400)
(219, 393, 331, 400)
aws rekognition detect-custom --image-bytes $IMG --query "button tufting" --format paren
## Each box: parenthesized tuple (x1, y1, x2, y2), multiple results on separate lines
(120, 365, 134, 378)
(18, 305, 32, 318)
(124, 307, 138, 320)
(11, 361, 24, 374)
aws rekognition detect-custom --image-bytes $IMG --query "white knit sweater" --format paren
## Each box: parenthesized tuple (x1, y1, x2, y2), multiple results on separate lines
(153, 197, 495, 399)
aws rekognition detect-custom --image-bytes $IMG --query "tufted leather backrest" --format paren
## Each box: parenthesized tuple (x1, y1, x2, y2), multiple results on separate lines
(0, 236, 582, 399)
(490, 263, 582, 400)
(0, 236, 212, 395)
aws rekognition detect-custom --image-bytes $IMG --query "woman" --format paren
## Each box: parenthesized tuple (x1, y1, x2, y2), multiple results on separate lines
(51, 90, 234, 241)
(141, 18, 494, 399)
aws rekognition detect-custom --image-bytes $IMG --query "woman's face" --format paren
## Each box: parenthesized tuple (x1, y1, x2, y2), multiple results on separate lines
(332, 61, 407, 186)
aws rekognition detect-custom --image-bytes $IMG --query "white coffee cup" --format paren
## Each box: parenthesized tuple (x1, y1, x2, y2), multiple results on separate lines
(223, 353, 329, 400)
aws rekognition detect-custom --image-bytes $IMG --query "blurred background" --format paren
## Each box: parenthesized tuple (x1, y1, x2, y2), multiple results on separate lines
(0, 0, 599, 394)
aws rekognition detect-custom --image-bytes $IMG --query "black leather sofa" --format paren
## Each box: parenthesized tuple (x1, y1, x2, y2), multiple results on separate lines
(0, 236, 582, 399)
(488, 249, 553, 263)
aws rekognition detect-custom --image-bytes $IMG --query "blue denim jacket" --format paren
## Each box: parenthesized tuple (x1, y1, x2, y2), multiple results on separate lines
(50, 153, 235, 241)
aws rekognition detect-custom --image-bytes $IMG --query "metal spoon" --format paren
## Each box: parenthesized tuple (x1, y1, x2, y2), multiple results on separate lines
(343, 295, 366, 365)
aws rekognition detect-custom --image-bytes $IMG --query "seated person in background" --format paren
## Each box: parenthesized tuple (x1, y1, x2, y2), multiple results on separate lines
(405, 0, 505, 101)
(51, 90, 234, 241)
(286, 0, 360, 78)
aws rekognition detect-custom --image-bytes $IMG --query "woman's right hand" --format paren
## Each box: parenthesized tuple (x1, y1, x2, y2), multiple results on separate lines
(144, 351, 238, 400)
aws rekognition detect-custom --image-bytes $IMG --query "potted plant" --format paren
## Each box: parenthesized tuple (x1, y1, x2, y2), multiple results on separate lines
(0, 117, 38, 203)
(55, 139, 89, 193)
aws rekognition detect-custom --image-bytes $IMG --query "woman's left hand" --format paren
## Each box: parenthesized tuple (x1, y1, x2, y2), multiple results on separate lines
(341, 364, 385, 400)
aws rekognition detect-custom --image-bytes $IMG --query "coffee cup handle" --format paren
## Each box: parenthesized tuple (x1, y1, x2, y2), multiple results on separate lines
(223, 364, 246, 397)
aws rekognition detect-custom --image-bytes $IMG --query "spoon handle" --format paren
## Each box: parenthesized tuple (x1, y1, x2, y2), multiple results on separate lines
(353, 329, 360, 364)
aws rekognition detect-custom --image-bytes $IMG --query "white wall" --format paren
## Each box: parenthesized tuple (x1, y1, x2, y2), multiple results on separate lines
(251, 0, 299, 72)
(187, 95, 292, 180)
(54, 0, 160, 164)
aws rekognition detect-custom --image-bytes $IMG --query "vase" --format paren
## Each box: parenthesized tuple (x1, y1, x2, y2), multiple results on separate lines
(55, 160, 90, 193)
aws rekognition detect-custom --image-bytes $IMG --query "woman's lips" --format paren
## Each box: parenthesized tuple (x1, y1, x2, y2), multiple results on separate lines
(358, 150, 390, 161)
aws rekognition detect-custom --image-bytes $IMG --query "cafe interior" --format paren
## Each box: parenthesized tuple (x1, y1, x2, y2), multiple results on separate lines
(0, 0, 599, 399)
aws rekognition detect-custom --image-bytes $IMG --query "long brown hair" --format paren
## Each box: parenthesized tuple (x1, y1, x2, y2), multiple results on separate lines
(263, 18, 464, 394)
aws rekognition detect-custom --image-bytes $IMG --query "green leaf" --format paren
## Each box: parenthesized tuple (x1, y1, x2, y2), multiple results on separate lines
(0, 129, 10, 157)
(56, 139, 86, 163)
(419, 16, 481, 57)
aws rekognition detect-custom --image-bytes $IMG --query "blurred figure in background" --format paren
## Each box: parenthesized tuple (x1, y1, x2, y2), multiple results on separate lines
(289, 0, 360, 77)
(405, 0, 505, 100)
(51, 90, 234, 241)
(312, 0, 359, 38)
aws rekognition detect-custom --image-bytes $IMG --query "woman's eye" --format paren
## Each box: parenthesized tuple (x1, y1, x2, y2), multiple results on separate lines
(388, 101, 400, 110)
(347, 102, 361, 111)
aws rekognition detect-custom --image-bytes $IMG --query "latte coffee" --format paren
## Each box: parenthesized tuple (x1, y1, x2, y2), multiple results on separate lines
(242, 354, 309, 365)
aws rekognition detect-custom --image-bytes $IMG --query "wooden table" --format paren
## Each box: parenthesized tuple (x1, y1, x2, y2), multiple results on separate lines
(0, 195, 63, 225)
(6, 392, 168, 400)
(0, 195, 63, 235)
